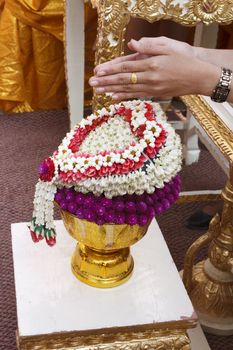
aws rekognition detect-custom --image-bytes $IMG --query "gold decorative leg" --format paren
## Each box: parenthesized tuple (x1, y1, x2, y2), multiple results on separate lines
(92, 0, 131, 110)
(183, 165, 233, 335)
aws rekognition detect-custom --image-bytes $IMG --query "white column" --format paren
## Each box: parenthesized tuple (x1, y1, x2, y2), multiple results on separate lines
(183, 111, 201, 165)
(64, 0, 85, 129)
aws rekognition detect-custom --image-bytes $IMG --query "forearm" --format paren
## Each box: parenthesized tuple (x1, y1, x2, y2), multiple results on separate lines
(194, 47, 233, 70)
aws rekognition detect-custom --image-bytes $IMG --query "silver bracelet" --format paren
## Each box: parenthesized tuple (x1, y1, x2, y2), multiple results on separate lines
(211, 67, 232, 103)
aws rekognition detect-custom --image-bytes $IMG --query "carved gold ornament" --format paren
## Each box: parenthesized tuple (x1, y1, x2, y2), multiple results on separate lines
(183, 164, 233, 333)
(188, 261, 233, 319)
(182, 95, 233, 163)
(188, 0, 233, 24)
(17, 325, 195, 350)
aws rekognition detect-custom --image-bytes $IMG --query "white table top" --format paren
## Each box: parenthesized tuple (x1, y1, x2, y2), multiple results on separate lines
(12, 220, 196, 337)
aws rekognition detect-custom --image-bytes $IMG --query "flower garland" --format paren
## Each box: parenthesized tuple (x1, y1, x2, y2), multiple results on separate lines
(73, 122, 181, 198)
(57, 102, 167, 182)
(29, 100, 182, 246)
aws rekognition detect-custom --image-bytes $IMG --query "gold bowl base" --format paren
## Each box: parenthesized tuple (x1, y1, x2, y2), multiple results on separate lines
(71, 243, 134, 288)
(60, 209, 150, 288)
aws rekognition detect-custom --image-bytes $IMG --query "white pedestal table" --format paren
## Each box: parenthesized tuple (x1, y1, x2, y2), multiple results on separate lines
(11, 220, 208, 350)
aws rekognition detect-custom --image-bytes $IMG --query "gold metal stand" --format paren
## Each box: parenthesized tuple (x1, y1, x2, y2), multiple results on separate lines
(60, 209, 149, 288)
(183, 166, 233, 335)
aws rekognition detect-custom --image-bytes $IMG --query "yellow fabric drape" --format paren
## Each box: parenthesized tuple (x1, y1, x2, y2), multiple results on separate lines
(0, 1, 97, 112)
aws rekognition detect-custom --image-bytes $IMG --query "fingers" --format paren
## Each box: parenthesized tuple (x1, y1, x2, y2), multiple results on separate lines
(90, 71, 148, 88)
(94, 53, 141, 75)
(128, 37, 170, 56)
(93, 58, 149, 81)
(95, 83, 148, 94)
(111, 92, 149, 100)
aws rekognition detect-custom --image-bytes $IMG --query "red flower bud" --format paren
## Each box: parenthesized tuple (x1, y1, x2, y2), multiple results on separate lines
(30, 230, 40, 243)
(46, 236, 56, 247)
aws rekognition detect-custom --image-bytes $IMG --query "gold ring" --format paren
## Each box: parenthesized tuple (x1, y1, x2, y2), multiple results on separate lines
(130, 72, 137, 84)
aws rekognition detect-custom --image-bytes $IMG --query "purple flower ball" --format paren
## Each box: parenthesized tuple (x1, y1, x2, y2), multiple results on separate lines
(125, 201, 136, 212)
(127, 214, 138, 226)
(101, 197, 112, 208)
(150, 192, 159, 202)
(75, 193, 84, 205)
(67, 202, 77, 214)
(86, 211, 96, 222)
(156, 189, 165, 198)
(138, 215, 149, 226)
(115, 213, 126, 225)
(114, 200, 125, 212)
(64, 188, 74, 195)
(66, 192, 75, 202)
(84, 196, 95, 207)
(145, 195, 154, 206)
(55, 192, 64, 204)
(105, 210, 115, 223)
(60, 200, 67, 210)
(163, 184, 171, 194)
(161, 198, 170, 210)
(76, 208, 85, 219)
(154, 203, 164, 215)
(147, 206, 155, 220)
(96, 217, 105, 225)
(95, 205, 106, 217)
(167, 194, 175, 204)
(136, 201, 148, 213)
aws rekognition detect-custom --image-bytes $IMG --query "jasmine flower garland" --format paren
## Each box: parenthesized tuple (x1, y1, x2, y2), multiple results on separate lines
(30, 100, 182, 246)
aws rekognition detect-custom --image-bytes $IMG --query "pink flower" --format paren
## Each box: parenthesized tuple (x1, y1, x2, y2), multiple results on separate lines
(145, 146, 156, 158)
(38, 158, 55, 182)
(85, 166, 97, 177)
(99, 166, 107, 176)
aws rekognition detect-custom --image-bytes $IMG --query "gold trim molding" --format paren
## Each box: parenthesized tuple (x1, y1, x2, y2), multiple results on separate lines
(130, 0, 233, 25)
(17, 320, 196, 350)
(182, 95, 233, 164)
(92, 0, 233, 25)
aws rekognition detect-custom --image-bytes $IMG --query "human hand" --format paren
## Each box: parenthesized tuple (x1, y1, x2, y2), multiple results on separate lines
(128, 36, 195, 57)
(90, 37, 220, 100)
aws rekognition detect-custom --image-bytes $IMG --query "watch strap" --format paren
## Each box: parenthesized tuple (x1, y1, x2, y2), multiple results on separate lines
(211, 67, 232, 103)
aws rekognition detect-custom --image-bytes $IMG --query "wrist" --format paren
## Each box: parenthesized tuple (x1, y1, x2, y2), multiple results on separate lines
(193, 47, 210, 62)
(195, 62, 222, 97)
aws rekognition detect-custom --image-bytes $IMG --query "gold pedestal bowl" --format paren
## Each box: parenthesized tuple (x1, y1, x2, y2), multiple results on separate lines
(60, 209, 150, 288)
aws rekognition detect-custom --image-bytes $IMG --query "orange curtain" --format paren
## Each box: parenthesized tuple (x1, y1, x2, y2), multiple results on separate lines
(0, 1, 97, 112)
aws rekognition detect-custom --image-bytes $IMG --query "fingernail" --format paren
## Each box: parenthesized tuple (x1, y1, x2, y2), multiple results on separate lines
(97, 70, 106, 77)
(89, 78, 99, 86)
(95, 87, 105, 93)
(112, 94, 119, 100)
